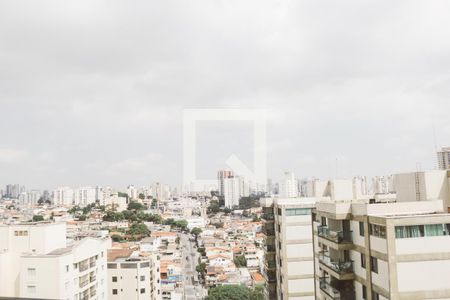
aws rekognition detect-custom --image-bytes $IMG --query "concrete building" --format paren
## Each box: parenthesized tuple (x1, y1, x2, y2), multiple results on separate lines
(437, 147, 450, 170)
(107, 249, 160, 300)
(279, 172, 299, 198)
(74, 187, 97, 207)
(223, 176, 241, 208)
(0, 222, 110, 300)
(393, 170, 450, 211)
(260, 197, 320, 300)
(127, 185, 137, 200)
(217, 170, 234, 196)
(54, 186, 75, 206)
(313, 199, 450, 300)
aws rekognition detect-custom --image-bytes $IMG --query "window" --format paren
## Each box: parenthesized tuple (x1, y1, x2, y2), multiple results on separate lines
(362, 285, 367, 299)
(112, 289, 118, 295)
(65, 265, 69, 272)
(27, 268, 36, 277)
(140, 275, 145, 281)
(359, 222, 365, 236)
(112, 276, 117, 282)
(424, 224, 444, 237)
(361, 253, 366, 268)
(27, 285, 36, 294)
(277, 208, 282, 216)
(372, 292, 380, 300)
(370, 224, 386, 239)
(371, 257, 378, 273)
(140, 288, 145, 294)
(395, 225, 424, 238)
(285, 208, 311, 216)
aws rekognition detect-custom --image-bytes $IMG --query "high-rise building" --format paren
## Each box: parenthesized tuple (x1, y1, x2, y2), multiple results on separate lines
(223, 176, 241, 208)
(0, 222, 110, 299)
(217, 170, 234, 196)
(260, 197, 318, 300)
(74, 187, 97, 207)
(127, 185, 137, 200)
(54, 186, 75, 206)
(279, 172, 299, 198)
(313, 199, 450, 300)
(437, 147, 450, 170)
(393, 170, 450, 211)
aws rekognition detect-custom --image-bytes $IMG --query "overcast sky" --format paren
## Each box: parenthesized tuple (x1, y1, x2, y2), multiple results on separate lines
(1, 1, 450, 190)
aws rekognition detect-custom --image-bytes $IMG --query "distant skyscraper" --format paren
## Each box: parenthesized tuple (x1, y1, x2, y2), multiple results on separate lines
(279, 172, 299, 198)
(437, 147, 450, 170)
(217, 170, 234, 196)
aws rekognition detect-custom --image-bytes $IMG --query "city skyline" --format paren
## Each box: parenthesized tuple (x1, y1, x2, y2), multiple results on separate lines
(1, 1, 450, 189)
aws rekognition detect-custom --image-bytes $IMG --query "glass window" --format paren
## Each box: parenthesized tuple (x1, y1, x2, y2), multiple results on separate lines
(285, 208, 311, 216)
(371, 257, 378, 273)
(27, 285, 36, 294)
(362, 285, 367, 299)
(359, 222, 364, 236)
(370, 224, 386, 239)
(140, 288, 145, 294)
(27, 268, 36, 277)
(140, 275, 145, 281)
(361, 253, 366, 269)
(112, 289, 118, 295)
(424, 224, 444, 237)
(112, 276, 117, 282)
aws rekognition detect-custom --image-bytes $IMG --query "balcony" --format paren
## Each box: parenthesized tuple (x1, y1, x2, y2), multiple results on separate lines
(318, 226, 352, 244)
(79, 264, 89, 272)
(319, 252, 353, 274)
(79, 279, 89, 288)
(89, 261, 96, 268)
(262, 213, 274, 221)
(90, 275, 96, 283)
(264, 260, 276, 269)
(265, 244, 276, 253)
(90, 289, 97, 297)
(320, 278, 342, 299)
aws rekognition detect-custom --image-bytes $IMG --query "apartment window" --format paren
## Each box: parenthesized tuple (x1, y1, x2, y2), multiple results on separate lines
(112, 289, 118, 295)
(66, 265, 69, 272)
(285, 208, 311, 216)
(359, 222, 365, 236)
(15, 230, 28, 236)
(27, 285, 36, 294)
(140, 288, 145, 294)
(372, 291, 380, 300)
(112, 276, 118, 282)
(362, 285, 367, 299)
(277, 208, 282, 216)
(361, 253, 366, 269)
(140, 275, 145, 281)
(371, 257, 378, 273)
(395, 225, 424, 238)
(370, 224, 386, 239)
(27, 268, 36, 277)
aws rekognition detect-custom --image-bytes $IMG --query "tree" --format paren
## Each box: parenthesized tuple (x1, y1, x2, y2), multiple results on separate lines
(191, 227, 202, 236)
(175, 236, 180, 245)
(127, 201, 144, 211)
(250, 285, 264, 300)
(151, 199, 158, 209)
(207, 200, 220, 214)
(174, 219, 188, 231)
(32, 215, 44, 222)
(234, 255, 247, 267)
(78, 215, 87, 221)
(223, 207, 232, 214)
(111, 234, 124, 242)
(196, 262, 206, 279)
(127, 223, 150, 236)
(138, 193, 145, 200)
(207, 285, 251, 300)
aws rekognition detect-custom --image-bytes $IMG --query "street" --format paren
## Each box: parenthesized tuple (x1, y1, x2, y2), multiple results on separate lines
(180, 233, 206, 300)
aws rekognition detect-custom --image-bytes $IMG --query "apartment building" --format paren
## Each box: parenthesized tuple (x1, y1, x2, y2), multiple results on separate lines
(393, 170, 450, 211)
(437, 147, 450, 170)
(107, 249, 160, 300)
(261, 197, 318, 300)
(0, 222, 110, 300)
(279, 172, 299, 198)
(313, 199, 450, 300)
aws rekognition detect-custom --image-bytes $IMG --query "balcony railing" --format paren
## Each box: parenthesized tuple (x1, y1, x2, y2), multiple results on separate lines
(79, 279, 89, 288)
(262, 213, 274, 221)
(90, 275, 96, 283)
(89, 261, 96, 268)
(79, 264, 89, 272)
(320, 277, 342, 299)
(90, 289, 97, 297)
(319, 252, 353, 274)
(318, 226, 352, 243)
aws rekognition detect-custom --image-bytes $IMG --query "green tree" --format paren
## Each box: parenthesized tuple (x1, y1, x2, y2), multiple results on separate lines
(196, 262, 207, 279)
(151, 199, 158, 209)
(111, 234, 124, 242)
(174, 219, 188, 231)
(234, 255, 247, 267)
(32, 215, 44, 222)
(207, 200, 220, 214)
(78, 215, 87, 221)
(127, 201, 144, 211)
(207, 285, 251, 300)
(127, 223, 150, 236)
